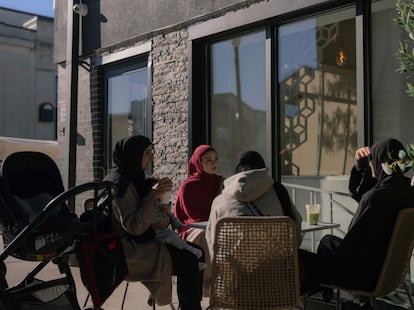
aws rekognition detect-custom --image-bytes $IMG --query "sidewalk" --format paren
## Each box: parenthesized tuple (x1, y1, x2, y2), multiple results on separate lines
(4, 255, 210, 310)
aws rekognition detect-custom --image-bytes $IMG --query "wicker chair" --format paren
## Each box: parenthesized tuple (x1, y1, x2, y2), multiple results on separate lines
(207, 216, 301, 310)
(322, 208, 414, 310)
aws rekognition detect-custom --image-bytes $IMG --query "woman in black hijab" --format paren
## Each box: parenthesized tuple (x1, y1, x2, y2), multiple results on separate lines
(105, 135, 203, 310)
(313, 138, 414, 291)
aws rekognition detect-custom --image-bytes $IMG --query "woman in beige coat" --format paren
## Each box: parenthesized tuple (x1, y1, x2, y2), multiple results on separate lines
(105, 135, 203, 309)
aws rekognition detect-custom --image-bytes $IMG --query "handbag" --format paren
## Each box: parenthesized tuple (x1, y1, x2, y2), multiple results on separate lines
(76, 206, 128, 309)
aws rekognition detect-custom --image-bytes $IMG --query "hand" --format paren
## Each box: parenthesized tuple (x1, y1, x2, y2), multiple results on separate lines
(151, 177, 173, 200)
(354, 146, 370, 169)
(355, 146, 370, 160)
(159, 204, 170, 215)
(152, 215, 171, 230)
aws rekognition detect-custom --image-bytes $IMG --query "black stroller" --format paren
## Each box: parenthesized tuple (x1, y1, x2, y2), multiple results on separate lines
(0, 151, 124, 310)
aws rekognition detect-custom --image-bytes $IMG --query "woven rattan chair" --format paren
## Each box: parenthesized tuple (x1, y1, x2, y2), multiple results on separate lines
(322, 208, 414, 310)
(207, 216, 301, 310)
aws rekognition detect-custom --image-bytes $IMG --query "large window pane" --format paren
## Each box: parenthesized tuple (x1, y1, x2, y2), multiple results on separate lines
(105, 62, 150, 168)
(210, 30, 266, 177)
(371, 0, 414, 144)
(278, 9, 357, 176)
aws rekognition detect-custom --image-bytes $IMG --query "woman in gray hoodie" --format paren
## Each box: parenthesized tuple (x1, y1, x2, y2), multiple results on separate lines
(205, 150, 302, 258)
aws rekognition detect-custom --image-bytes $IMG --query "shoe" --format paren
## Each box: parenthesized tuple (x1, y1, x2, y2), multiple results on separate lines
(341, 301, 360, 310)
(322, 287, 334, 302)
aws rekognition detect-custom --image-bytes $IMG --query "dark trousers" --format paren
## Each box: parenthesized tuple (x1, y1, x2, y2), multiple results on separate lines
(167, 242, 203, 310)
(298, 235, 342, 295)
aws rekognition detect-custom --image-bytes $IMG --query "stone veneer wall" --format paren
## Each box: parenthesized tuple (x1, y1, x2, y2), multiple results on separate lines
(151, 30, 190, 199)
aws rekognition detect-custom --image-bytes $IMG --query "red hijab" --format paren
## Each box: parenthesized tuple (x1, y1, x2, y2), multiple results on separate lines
(174, 145, 222, 227)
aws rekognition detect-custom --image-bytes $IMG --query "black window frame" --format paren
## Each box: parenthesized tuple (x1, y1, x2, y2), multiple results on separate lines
(102, 54, 150, 170)
(190, 0, 372, 179)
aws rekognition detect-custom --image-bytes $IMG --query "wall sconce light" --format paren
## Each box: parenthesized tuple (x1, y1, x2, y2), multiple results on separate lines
(73, 3, 88, 16)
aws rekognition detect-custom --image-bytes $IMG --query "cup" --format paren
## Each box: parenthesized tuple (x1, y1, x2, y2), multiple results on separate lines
(306, 204, 320, 225)
(159, 191, 171, 204)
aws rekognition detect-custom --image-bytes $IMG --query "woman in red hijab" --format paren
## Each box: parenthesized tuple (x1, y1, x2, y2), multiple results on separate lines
(174, 145, 223, 227)
(174, 144, 223, 296)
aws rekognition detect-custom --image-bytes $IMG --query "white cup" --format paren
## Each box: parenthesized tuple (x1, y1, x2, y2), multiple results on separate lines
(305, 204, 320, 225)
(159, 191, 171, 204)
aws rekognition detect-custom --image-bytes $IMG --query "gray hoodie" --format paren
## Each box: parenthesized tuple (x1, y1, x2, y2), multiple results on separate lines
(205, 168, 302, 258)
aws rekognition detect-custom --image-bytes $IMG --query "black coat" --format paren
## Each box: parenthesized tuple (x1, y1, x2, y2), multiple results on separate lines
(320, 175, 414, 290)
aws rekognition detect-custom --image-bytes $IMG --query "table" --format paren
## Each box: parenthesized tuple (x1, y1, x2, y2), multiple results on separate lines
(186, 221, 208, 229)
(187, 220, 340, 252)
(302, 222, 340, 252)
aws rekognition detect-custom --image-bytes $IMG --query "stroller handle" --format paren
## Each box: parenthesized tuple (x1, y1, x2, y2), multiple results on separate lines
(0, 181, 117, 262)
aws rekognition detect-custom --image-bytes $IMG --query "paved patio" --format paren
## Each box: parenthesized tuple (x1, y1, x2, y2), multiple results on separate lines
(4, 254, 209, 310)
(2, 239, 411, 310)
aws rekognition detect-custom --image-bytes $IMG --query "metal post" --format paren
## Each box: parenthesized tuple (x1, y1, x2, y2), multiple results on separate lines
(68, 0, 80, 208)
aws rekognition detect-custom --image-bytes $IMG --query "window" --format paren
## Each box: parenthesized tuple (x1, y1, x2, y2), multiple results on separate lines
(210, 30, 266, 176)
(278, 8, 357, 176)
(103, 56, 151, 168)
(199, 7, 359, 179)
(371, 0, 414, 144)
(192, 2, 414, 185)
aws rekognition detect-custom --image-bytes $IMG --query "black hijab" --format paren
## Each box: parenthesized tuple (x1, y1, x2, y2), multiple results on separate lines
(370, 138, 405, 182)
(107, 135, 152, 198)
(234, 150, 266, 173)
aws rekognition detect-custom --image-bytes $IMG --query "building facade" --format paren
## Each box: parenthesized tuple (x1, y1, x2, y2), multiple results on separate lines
(0, 7, 57, 141)
(54, 0, 414, 220)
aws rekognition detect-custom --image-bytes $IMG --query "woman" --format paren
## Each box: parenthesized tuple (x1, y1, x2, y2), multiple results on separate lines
(205, 150, 303, 258)
(173, 144, 223, 296)
(312, 138, 414, 291)
(174, 144, 223, 228)
(104, 135, 202, 309)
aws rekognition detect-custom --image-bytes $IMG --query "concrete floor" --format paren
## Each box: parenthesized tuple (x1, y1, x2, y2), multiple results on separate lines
(305, 290, 412, 310)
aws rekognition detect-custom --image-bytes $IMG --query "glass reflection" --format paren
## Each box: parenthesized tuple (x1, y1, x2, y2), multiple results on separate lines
(210, 30, 266, 176)
(107, 67, 148, 166)
(278, 10, 357, 176)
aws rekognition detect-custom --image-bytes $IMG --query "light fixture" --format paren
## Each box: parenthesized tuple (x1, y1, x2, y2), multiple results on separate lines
(73, 3, 88, 16)
(336, 48, 347, 67)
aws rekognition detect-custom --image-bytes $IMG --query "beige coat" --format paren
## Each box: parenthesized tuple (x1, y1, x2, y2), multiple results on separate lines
(112, 183, 173, 306)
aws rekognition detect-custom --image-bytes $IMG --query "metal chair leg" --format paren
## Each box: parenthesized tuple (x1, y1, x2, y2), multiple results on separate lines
(121, 282, 129, 310)
(336, 289, 340, 310)
(371, 297, 379, 310)
(83, 293, 90, 308)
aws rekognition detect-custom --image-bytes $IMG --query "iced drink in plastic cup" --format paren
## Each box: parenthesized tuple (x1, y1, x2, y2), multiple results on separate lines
(306, 204, 320, 225)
